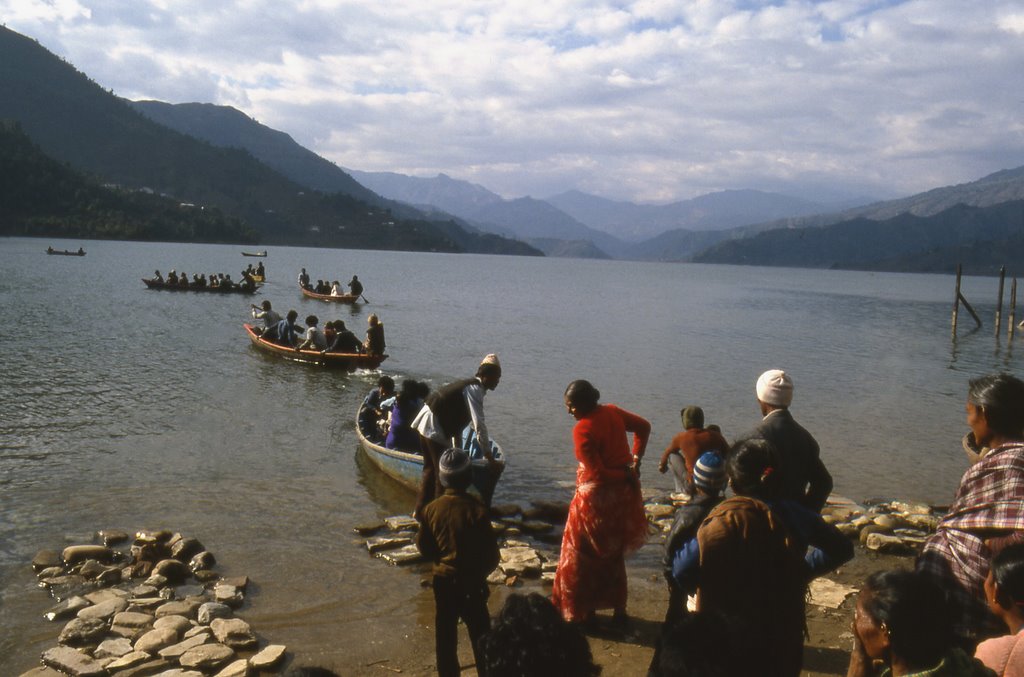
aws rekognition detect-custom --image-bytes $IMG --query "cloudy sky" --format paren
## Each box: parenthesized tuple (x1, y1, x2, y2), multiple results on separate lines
(3, 1, 1024, 204)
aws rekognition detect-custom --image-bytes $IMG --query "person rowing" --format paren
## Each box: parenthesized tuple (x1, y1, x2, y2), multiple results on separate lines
(251, 300, 282, 338)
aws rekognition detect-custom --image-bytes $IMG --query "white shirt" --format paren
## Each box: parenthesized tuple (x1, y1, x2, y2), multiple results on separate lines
(412, 379, 489, 451)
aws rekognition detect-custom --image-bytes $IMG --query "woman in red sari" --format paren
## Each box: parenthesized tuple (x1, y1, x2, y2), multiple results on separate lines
(552, 380, 651, 627)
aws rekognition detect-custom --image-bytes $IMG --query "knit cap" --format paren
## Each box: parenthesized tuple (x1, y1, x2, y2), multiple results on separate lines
(756, 369, 794, 407)
(439, 448, 472, 489)
(692, 451, 727, 493)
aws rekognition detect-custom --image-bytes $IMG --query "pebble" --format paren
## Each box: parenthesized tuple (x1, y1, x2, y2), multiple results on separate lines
(213, 659, 251, 677)
(251, 644, 288, 669)
(198, 602, 233, 625)
(178, 643, 235, 670)
(210, 618, 258, 649)
(384, 515, 419, 532)
(58, 616, 108, 646)
(376, 544, 424, 565)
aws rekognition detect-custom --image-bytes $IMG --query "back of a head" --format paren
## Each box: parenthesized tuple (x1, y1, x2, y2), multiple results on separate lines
(681, 406, 705, 430)
(991, 542, 1024, 608)
(480, 593, 600, 677)
(756, 369, 794, 408)
(726, 438, 780, 499)
(439, 447, 472, 491)
(968, 372, 1024, 439)
(863, 570, 953, 668)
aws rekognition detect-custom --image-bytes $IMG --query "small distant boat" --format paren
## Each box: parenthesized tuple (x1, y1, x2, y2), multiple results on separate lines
(244, 323, 386, 370)
(46, 248, 85, 256)
(241, 251, 268, 257)
(355, 403, 504, 497)
(300, 285, 360, 303)
(142, 278, 261, 295)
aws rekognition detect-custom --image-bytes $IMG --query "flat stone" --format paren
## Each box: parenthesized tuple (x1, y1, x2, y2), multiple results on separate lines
(109, 625, 146, 641)
(33, 549, 63, 571)
(210, 617, 258, 649)
(486, 569, 506, 585)
(154, 614, 193, 634)
(158, 630, 211, 659)
(44, 596, 91, 621)
(62, 545, 115, 565)
(104, 650, 152, 670)
(156, 600, 199, 618)
(106, 657, 170, 675)
(376, 544, 424, 565)
(85, 588, 130, 604)
(184, 625, 210, 639)
(213, 584, 243, 608)
(178, 643, 235, 670)
(134, 625, 180, 653)
(219, 576, 249, 591)
(135, 529, 173, 544)
(808, 578, 858, 608)
(890, 501, 933, 515)
(153, 559, 191, 582)
(130, 584, 159, 598)
(503, 539, 532, 548)
(865, 532, 917, 555)
(903, 513, 940, 531)
(41, 646, 106, 677)
(39, 573, 87, 594)
(57, 616, 108, 646)
(17, 667, 64, 677)
(173, 584, 207, 599)
(366, 535, 413, 553)
(499, 547, 542, 577)
(94, 637, 135, 659)
(384, 515, 419, 532)
(250, 644, 287, 669)
(127, 597, 165, 612)
(155, 671, 204, 677)
(872, 514, 900, 530)
(97, 529, 130, 546)
(37, 565, 65, 579)
(213, 659, 250, 677)
(194, 569, 219, 583)
(144, 573, 168, 588)
(77, 596, 128, 620)
(198, 602, 232, 625)
(354, 522, 385, 536)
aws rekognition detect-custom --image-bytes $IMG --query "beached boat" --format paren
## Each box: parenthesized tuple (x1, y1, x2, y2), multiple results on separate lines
(241, 251, 267, 257)
(355, 403, 504, 498)
(300, 285, 360, 303)
(244, 323, 387, 369)
(142, 278, 261, 295)
(46, 248, 85, 256)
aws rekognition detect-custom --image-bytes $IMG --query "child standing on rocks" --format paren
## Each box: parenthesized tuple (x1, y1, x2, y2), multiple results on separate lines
(416, 448, 499, 677)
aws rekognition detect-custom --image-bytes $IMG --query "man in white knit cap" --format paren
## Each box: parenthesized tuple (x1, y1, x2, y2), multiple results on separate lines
(736, 369, 833, 512)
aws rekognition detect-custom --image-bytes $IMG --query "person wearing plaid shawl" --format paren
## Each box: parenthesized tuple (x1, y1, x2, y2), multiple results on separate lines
(918, 373, 1024, 647)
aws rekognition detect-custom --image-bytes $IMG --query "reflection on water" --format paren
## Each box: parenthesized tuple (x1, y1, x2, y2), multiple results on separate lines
(1, 236, 1020, 671)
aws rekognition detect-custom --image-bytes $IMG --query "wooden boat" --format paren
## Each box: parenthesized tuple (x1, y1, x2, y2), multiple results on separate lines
(355, 403, 504, 498)
(300, 285, 360, 303)
(244, 323, 387, 370)
(46, 248, 85, 256)
(241, 250, 267, 257)
(142, 278, 261, 295)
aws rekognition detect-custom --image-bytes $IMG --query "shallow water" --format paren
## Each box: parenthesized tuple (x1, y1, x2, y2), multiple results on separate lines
(0, 236, 1018, 670)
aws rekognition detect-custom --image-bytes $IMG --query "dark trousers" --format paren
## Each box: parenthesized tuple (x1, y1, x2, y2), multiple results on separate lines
(433, 576, 490, 677)
(416, 435, 447, 518)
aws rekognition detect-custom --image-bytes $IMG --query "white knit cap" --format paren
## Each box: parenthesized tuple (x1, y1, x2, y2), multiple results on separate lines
(756, 369, 793, 407)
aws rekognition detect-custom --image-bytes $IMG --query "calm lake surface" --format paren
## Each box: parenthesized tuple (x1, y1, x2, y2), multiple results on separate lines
(1, 236, 1019, 670)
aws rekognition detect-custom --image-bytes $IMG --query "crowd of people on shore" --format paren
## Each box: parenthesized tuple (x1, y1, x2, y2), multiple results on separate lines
(249, 300, 386, 356)
(297, 268, 364, 298)
(399, 361, 1024, 676)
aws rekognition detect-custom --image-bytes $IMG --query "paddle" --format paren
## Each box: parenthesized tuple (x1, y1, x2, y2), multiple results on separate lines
(360, 294, 370, 304)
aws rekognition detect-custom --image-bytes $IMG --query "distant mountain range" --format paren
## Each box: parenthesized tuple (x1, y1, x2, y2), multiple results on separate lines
(0, 26, 538, 256)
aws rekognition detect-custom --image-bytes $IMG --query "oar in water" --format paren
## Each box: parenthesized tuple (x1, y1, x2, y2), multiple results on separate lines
(360, 294, 369, 303)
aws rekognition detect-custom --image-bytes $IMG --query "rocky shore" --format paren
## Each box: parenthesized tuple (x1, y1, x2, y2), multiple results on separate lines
(21, 494, 937, 676)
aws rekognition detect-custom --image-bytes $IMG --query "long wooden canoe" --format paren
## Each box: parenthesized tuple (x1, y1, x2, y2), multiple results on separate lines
(47, 249, 85, 256)
(244, 323, 387, 370)
(355, 403, 504, 499)
(241, 251, 267, 257)
(300, 285, 360, 303)
(143, 278, 261, 295)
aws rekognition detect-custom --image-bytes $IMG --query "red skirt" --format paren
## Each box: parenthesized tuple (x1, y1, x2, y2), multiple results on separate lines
(551, 477, 648, 621)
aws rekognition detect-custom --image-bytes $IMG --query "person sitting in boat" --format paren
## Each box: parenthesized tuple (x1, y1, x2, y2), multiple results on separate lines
(153, 270, 164, 283)
(296, 315, 327, 351)
(256, 262, 265, 278)
(77, 247, 84, 255)
(330, 280, 344, 296)
(178, 273, 189, 288)
(269, 310, 302, 347)
(239, 272, 256, 292)
(245, 264, 255, 277)
(221, 274, 235, 290)
(47, 246, 54, 254)
(196, 274, 207, 288)
(385, 380, 428, 451)
(323, 320, 363, 354)
(167, 270, 178, 285)
(251, 300, 282, 338)
(364, 314, 386, 356)
(360, 376, 397, 442)
(348, 275, 363, 297)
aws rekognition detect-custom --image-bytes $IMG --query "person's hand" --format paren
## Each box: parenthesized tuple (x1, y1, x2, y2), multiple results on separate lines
(846, 621, 871, 677)
(658, 462, 668, 474)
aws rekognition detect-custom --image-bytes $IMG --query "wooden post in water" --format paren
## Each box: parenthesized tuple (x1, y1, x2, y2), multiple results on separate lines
(996, 266, 1006, 337)
(1010, 278, 1017, 341)
(952, 265, 962, 335)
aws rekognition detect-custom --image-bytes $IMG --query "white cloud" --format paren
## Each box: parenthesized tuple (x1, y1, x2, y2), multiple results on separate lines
(2, 0, 1023, 202)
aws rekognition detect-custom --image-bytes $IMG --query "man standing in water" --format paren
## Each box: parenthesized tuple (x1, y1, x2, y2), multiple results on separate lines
(412, 354, 502, 518)
(736, 369, 833, 512)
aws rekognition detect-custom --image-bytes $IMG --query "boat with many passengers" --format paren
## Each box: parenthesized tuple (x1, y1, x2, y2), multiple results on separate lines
(46, 248, 85, 256)
(355, 402, 504, 497)
(143, 278, 260, 295)
(244, 323, 386, 370)
(300, 285, 360, 303)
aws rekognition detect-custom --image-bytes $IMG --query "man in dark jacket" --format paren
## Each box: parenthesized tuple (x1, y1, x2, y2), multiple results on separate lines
(736, 369, 832, 512)
(416, 448, 499, 677)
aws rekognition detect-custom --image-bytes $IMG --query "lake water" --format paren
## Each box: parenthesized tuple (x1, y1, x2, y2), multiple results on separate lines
(0, 236, 1019, 671)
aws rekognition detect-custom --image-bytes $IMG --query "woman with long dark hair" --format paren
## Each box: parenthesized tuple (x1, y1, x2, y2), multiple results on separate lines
(551, 380, 650, 628)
